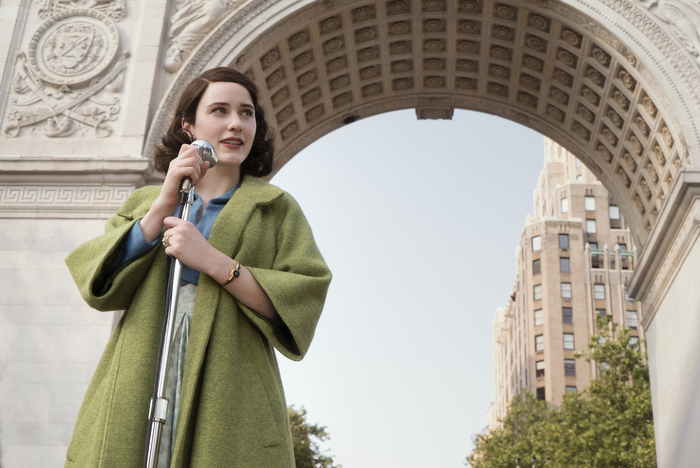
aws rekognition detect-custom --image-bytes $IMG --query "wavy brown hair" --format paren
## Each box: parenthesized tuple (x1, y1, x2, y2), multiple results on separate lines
(153, 67, 274, 177)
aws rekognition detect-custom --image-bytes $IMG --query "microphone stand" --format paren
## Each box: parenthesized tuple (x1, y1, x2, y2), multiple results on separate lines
(143, 140, 217, 468)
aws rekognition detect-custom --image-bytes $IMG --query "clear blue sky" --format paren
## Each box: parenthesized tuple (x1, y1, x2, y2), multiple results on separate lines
(272, 109, 544, 468)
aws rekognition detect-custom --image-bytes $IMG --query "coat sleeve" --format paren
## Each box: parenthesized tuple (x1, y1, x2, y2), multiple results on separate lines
(242, 194, 332, 361)
(65, 187, 162, 311)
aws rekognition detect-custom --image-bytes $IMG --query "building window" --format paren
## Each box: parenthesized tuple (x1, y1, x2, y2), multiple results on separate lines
(561, 197, 569, 213)
(627, 310, 638, 329)
(590, 242, 602, 268)
(586, 219, 597, 234)
(577, 174, 583, 181)
(564, 333, 575, 349)
(625, 288, 634, 304)
(629, 336, 640, 349)
(534, 284, 542, 301)
(618, 243, 627, 251)
(533, 259, 541, 275)
(596, 309, 607, 319)
(536, 360, 545, 378)
(536, 387, 546, 400)
(559, 233, 569, 249)
(564, 359, 576, 376)
(534, 309, 543, 326)
(561, 282, 572, 299)
(609, 205, 620, 219)
(532, 235, 541, 252)
(594, 284, 605, 300)
(535, 334, 544, 352)
(565, 386, 577, 394)
(562, 307, 573, 324)
(560, 257, 570, 272)
(585, 196, 596, 211)
(575, 158, 582, 168)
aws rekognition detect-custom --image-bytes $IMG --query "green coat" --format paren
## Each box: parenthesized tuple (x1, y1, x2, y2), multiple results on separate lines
(64, 175, 332, 467)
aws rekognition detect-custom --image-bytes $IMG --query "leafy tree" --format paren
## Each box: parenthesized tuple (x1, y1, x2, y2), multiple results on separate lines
(288, 405, 342, 468)
(468, 316, 656, 468)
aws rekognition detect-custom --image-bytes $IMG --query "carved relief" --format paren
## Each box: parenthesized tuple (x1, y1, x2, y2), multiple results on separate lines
(458, 20, 481, 35)
(357, 46, 380, 62)
(458, 0, 481, 14)
(390, 41, 412, 55)
(618, 68, 637, 91)
(561, 27, 583, 48)
(323, 36, 346, 55)
(319, 15, 343, 35)
(597, 143, 613, 163)
(423, 0, 446, 12)
(522, 54, 544, 72)
(557, 48, 578, 69)
(332, 91, 353, 108)
(578, 104, 596, 123)
(265, 67, 285, 89)
(629, 134, 644, 155)
(296, 69, 318, 89)
(361, 82, 383, 97)
(391, 59, 413, 73)
(393, 78, 414, 91)
(271, 86, 290, 107)
(573, 121, 591, 141)
(524, 34, 547, 52)
(301, 87, 321, 106)
(602, 125, 618, 146)
(4, 9, 128, 139)
(549, 87, 569, 105)
(326, 56, 347, 74)
(591, 46, 612, 67)
(425, 76, 445, 88)
(493, 3, 517, 21)
(360, 65, 381, 80)
(586, 66, 606, 88)
(293, 50, 314, 71)
(164, 0, 245, 72)
(547, 105, 565, 122)
(646, 161, 660, 184)
(661, 126, 675, 148)
(457, 41, 480, 55)
(424, 19, 446, 33)
(424, 39, 446, 53)
(518, 91, 538, 108)
(527, 13, 551, 32)
(305, 104, 324, 123)
(389, 21, 412, 36)
(352, 5, 376, 23)
(553, 68, 573, 87)
(355, 27, 378, 44)
(38, 0, 127, 22)
(281, 120, 299, 140)
(623, 151, 638, 172)
(487, 82, 508, 97)
(642, 95, 659, 117)
(387, 0, 411, 15)
(260, 47, 281, 71)
(329, 74, 350, 91)
(456, 59, 478, 72)
(639, 0, 700, 57)
(490, 46, 512, 62)
(519, 74, 540, 90)
(611, 88, 630, 110)
(606, 107, 623, 128)
(617, 166, 632, 188)
(654, 144, 668, 166)
(488, 64, 510, 79)
(456, 77, 477, 90)
(275, 104, 294, 124)
(494, 26, 516, 42)
(635, 114, 651, 137)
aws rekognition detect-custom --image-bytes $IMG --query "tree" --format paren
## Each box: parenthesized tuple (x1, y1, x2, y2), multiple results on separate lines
(288, 405, 342, 468)
(468, 316, 656, 468)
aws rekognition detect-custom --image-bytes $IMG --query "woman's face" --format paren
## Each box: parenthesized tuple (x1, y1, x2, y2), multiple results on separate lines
(182, 81, 257, 171)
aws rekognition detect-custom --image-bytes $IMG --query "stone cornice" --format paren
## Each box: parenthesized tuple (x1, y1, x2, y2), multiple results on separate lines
(629, 170, 700, 328)
(0, 157, 149, 185)
(0, 157, 150, 218)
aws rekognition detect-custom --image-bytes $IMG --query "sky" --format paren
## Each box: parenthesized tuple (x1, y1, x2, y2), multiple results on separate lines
(270, 109, 545, 468)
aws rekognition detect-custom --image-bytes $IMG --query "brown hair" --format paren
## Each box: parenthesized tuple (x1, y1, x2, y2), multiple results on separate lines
(153, 67, 274, 177)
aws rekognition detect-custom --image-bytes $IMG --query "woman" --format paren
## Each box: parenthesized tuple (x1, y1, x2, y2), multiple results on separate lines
(64, 67, 332, 467)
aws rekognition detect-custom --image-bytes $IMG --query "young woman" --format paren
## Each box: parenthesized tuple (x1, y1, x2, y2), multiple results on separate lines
(64, 68, 332, 467)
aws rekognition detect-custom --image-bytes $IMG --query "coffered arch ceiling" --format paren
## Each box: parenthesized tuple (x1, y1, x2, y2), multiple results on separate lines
(149, 0, 700, 248)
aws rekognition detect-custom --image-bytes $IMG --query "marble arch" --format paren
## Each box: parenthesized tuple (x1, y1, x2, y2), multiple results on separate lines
(2, 0, 700, 466)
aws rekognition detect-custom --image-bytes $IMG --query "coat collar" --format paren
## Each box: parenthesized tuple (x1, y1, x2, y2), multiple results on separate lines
(236, 174, 285, 206)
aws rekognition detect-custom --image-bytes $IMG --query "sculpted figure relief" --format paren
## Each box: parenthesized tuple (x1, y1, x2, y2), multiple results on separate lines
(164, 0, 244, 72)
(639, 0, 700, 56)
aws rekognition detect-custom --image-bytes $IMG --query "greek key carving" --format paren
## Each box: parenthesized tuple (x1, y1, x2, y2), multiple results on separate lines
(0, 186, 131, 206)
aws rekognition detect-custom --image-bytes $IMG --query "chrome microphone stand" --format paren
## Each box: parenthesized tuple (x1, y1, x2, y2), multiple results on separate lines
(143, 140, 217, 468)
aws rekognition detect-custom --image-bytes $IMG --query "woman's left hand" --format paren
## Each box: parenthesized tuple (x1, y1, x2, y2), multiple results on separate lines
(162, 216, 217, 272)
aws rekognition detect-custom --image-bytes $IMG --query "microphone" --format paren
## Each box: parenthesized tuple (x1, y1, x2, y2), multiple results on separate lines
(180, 139, 218, 192)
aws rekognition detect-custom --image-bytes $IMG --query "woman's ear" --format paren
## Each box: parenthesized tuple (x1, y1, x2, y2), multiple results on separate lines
(181, 118, 190, 130)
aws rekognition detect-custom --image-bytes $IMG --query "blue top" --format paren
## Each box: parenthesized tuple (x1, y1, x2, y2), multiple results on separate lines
(110, 185, 239, 285)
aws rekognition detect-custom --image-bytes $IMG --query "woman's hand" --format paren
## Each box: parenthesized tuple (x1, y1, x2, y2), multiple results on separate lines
(161, 216, 218, 273)
(140, 144, 211, 243)
(162, 217, 277, 318)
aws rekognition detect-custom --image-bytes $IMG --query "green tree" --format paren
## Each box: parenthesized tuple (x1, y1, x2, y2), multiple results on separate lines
(288, 405, 342, 468)
(468, 316, 656, 468)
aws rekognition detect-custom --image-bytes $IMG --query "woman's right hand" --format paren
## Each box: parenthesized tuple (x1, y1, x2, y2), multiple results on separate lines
(140, 144, 211, 243)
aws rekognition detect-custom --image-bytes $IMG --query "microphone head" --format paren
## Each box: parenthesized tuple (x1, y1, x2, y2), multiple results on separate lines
(191, 140, 218, 168)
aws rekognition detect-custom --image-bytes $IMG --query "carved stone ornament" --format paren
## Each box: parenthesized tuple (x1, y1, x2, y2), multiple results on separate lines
(28, 10, 120, 86)
(639, 0, 700, 57)
(4, 10, 129, 139)
(38, 0, 127, 22)
(164, 0, 245, 73)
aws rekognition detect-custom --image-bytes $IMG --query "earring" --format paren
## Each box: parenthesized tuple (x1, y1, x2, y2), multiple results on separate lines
(181, 127, 194, 143)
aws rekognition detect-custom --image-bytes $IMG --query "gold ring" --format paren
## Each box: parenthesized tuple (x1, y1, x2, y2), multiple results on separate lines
(162, 236, 171, 247)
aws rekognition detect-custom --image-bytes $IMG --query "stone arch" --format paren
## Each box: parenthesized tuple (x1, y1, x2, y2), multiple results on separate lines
(148, 0, 700, 250)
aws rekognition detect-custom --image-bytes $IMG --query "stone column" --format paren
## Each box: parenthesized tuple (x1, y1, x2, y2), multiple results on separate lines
(0, 0, 169, 465)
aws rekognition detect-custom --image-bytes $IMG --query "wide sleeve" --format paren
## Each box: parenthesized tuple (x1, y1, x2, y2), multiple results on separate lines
(65, 186, 162, 312)
(242, 194, 332, 361)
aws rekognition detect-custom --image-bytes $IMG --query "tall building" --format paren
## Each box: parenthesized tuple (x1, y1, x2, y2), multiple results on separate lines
(489, 138, 644, 429)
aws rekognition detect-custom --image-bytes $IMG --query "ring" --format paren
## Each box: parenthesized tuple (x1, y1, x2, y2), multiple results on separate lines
(162, 236, 171, 247)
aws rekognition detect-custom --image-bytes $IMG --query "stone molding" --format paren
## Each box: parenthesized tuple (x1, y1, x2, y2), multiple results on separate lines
(0, 156, 148, 218)
(629, 170, 700, 328)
